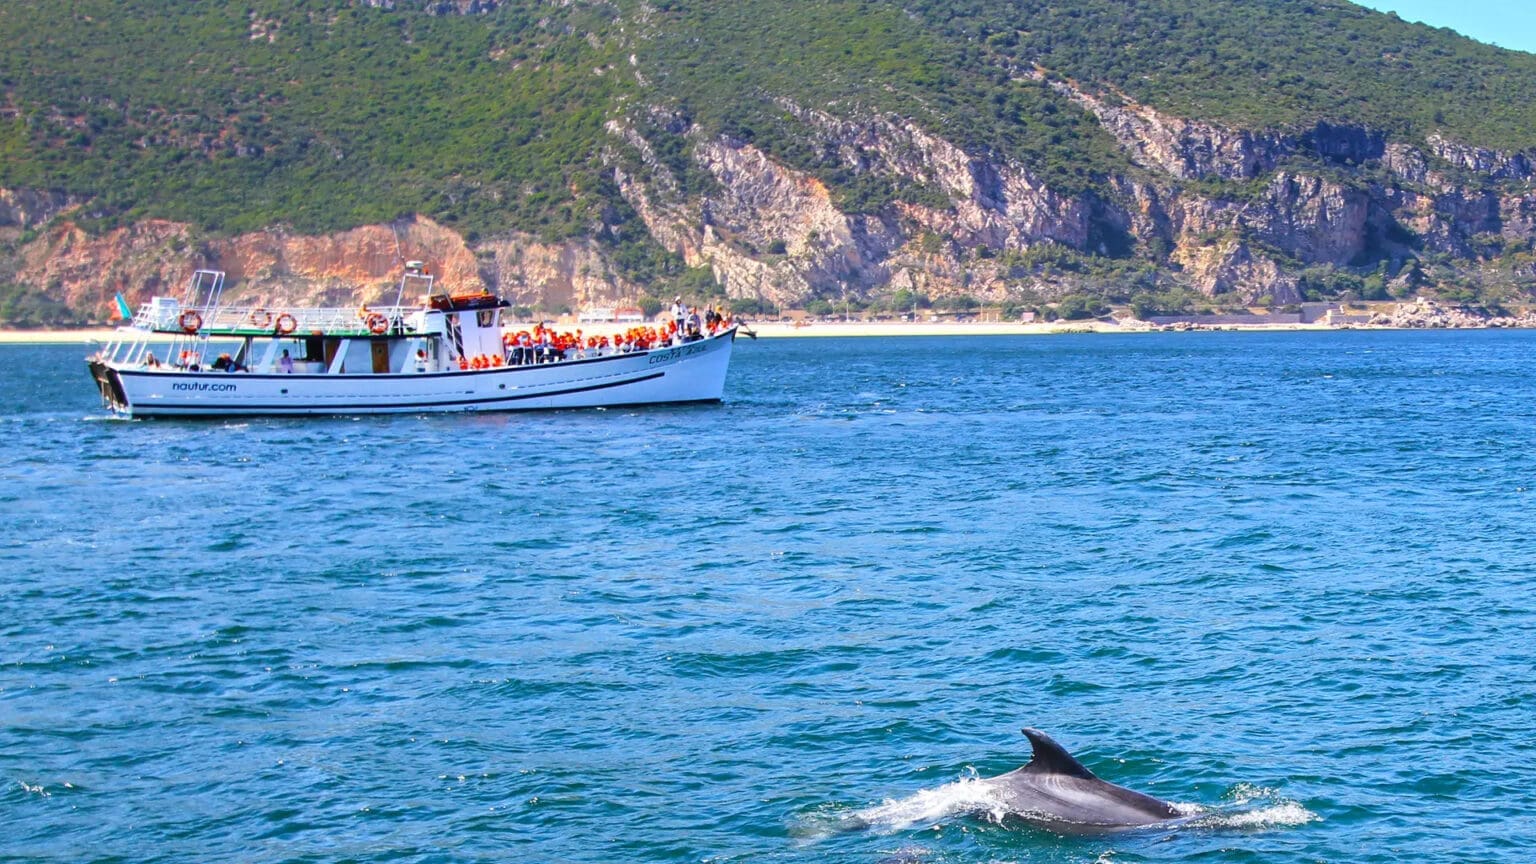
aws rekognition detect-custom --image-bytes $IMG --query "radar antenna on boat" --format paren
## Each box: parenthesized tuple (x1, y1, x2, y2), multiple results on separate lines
(396, 260, 435, 310)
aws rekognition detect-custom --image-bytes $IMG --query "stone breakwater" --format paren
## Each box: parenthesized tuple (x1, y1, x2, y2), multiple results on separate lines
(1369, 302, 1536, 329)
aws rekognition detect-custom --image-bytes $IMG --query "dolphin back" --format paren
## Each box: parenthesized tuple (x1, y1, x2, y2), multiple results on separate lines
(992, 728, 1182, 831)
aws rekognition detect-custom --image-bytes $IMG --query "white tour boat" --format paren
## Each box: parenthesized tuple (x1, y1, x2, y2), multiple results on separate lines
(87, 264, 738, 418)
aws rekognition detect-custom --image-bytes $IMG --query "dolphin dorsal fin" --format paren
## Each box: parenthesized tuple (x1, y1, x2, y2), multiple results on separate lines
(1021, 728, 1100, 780)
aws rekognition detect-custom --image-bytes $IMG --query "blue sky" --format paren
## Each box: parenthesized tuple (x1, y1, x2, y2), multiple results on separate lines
(1353, 1, 1536, 54)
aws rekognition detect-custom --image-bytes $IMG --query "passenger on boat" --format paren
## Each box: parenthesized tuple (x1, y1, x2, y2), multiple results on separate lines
(415, 348, 428, 372)
(673, 295, 687, 333)
(211, 353, 242, 372)
(143, 353, 161, 368)
(278, 349, 294, 374)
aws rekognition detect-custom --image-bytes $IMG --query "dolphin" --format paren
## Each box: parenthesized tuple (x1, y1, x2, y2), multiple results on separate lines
(975, 728, 1187, 834)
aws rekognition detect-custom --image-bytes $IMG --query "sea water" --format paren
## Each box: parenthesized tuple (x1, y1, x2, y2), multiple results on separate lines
(2, 331, 1535, 863)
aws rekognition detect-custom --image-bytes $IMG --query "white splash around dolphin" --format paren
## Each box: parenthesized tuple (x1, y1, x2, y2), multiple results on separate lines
(800, 732, 1316, 840)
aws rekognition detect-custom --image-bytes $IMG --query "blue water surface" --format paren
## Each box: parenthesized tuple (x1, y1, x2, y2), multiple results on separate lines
(3, 331, 1535, 863)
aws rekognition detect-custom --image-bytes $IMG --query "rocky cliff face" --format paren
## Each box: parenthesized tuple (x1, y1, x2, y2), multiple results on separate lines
(611, 104, 1101, 307)
(1071, 90, 1292, 181)
(600, 92, 1535, 307)
(6, 212, 642, 321)
(7, 75, 1536, 320)
(0, 189, 81, 229)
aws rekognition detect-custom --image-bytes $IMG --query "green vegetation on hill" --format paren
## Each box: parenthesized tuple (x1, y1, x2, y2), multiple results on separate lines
(642, 0, 1133, 202)
(0, 0, 629, 239)
(903, 0, 1536, 149)
(8, 1, 1534, 241)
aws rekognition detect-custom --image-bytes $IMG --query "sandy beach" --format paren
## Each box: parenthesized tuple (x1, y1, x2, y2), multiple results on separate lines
(727, 318, 1338, 338)
(0, 328, 128, 345)
(0, 318, 1353, 344)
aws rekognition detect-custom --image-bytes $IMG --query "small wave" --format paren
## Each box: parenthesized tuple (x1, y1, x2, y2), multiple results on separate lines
(853, 776, 1008, 833)
(17, 780, 50, 797)
(794, 773, 1006, 839)
(1207, 800, 1317, 829)
(1205, 783, 1318, 828)
(872, 845, 934, 864)
(1224, 782, 1279, 805)
(1178, 784, 1318, 830)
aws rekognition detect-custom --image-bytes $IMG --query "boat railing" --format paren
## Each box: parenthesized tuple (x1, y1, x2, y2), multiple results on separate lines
(130, 302, 164, 331)
(129, 301, 421, 337)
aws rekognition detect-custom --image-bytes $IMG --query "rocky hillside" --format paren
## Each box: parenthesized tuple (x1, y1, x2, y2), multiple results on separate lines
(2, 0, 1535, 324)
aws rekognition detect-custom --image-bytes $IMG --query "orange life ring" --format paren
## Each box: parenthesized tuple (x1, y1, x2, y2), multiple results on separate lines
(178, 310, 202, 333)
(250, 308, 273, 328)
(366, 312, 389, 335)
(274, 313, 298, 335)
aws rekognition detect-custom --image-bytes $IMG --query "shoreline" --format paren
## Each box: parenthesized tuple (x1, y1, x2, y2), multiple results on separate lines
(740, 320, 1335, 338)
(0, 328, 134, 345)
(0, 318, 1524, 344)
(0, 321, 1300, 344)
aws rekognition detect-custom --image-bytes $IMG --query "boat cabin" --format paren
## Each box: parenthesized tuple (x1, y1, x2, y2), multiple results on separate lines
(116, 263, 510, 375)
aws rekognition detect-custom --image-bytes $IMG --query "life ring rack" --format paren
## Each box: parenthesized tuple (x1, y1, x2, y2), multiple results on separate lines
(178, 310, 202, 334)
(249, 308, 273, 329)
(366, 312, 390, 335)
(273, 312, 298, 336)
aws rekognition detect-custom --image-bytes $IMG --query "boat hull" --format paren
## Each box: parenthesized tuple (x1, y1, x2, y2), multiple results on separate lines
(91, 329, 736, 418)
